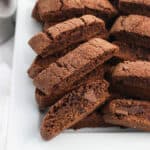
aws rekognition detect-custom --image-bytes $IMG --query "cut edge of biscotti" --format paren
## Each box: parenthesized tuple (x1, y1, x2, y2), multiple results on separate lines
(103, 99, 150, 131)
(113, 41, 150, 61)
(41, 79, 110, 140)
(118, 0, 150, 17)
(111, 60, 150, 99)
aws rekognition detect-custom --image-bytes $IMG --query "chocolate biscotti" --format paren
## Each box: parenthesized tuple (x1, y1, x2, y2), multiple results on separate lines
(34, 38, 118, 96)
(29, 15, 108, 57)
(72, 111, 107, 129)
(43, 22, 58, 32)
(113, 41, 150, 61)
(28, 43, 80, 78)
(81, 0, 118, 22)
(112, 61, 150, 100)
(32, 1, 41, 22)
(119, 0, 150, 17)
(33, 0, 117, 23)
(103, 99, 150, 131)
(41, 79, 109, 140)
(28, 55, 58, 79)
(35, 65, 105, 110)
(110, 15, 150, 49)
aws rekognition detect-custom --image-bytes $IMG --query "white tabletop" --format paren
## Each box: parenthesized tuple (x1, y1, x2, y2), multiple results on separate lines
(0, 38, 14, 150)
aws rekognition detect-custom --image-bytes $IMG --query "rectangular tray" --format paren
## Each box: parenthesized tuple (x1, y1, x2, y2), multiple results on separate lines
(6, 0, 150, 150)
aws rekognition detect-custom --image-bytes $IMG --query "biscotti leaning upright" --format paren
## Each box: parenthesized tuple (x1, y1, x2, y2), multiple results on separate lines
(111, 61, 150, 100)
(27, 43, 79, 78)
(103, 99, 150, 131)
(29, 15, 108, 57)
(41, 79, 110, 140)
(110, 15, 150, 49)
(33, 38, 118, 96)
(118, 0, 150, 17)
(28, 55, 58, 79)
(35, 65, 105, 110)
(33, 0, 117, 23)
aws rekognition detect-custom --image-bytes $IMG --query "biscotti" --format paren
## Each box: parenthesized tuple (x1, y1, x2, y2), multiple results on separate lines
(103, 99, 150, 131)
(41, 79, 109, 140)
(33, 0, 117, 22)
(112, 61, 150, 100)
(113, 41, 150, 61)
(72, 111, 107, 129)
(119, 0, 150, 17)
(43, 22, 58, 32)
(109, 0, 119, 8)
(35, 65, 105, 110)
(81, 0, 118, 22)
(32, 1, 42, 22)
(110, 15, 150, 49)
(34, 38, 118, 96)
(29, 15, 108, 57)
(28, 55, 58, 79)
(28, 43, 79, 78)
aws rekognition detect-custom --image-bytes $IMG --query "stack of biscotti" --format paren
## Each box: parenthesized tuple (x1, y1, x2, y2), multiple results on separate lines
(28, 0, 150, 140)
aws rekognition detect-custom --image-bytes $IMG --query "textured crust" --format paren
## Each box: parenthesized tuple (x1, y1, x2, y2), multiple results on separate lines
(103, 99, 150, 131)
(110, 15, 150, 48)
(29, 15, 108, 57)
(112, 61, 150, 100)
(113, 41, 150, 61)
(33, 0, 117, 22)
(35, 65, 105, 109)
(119, 0, 150, 17)
(43, 22, 58, 32)
(28, 55, 58, 79)
(28, 43, 80, 79)
(81, 0, 118, 21)
(41, 79, 109, 140)
(34, 38, 118, 96)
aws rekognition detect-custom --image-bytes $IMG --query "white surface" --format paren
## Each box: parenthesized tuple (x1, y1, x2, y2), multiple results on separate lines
(0, 38, 13, 150)
(6, 0, 150, 150)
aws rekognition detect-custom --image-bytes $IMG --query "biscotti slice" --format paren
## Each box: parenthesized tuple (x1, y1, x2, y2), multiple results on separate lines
(81, 0, 118, 22)
(34, 0, 117, 22)
(103, 99, 150, 131)
(71, 111, 107, 129)
(29, 15, 108, 57)
(112, 61, 150, 100)
(35, 0, 85, 22)
(28, 43, 80, 78)
(41, 79, 109, 140)
(110, 15, 150, 49)
(119, 0, 150, 17)
(28, 55, 57, 79)
(113, 41, 150, 61)
(34, 38, 118, 96)
(35, 65, 105, 110)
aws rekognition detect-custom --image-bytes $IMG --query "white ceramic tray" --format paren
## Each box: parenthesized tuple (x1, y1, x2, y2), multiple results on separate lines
(6, 0, 150, 149)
